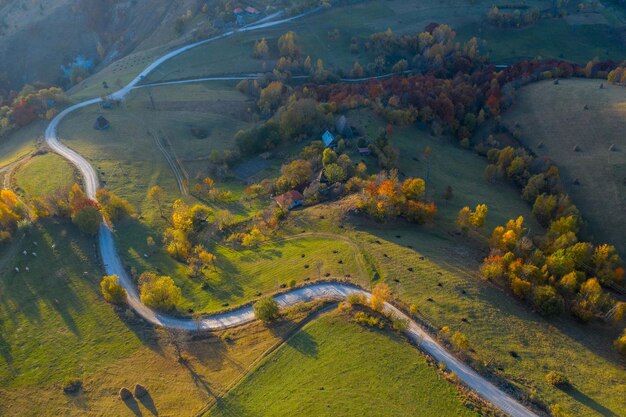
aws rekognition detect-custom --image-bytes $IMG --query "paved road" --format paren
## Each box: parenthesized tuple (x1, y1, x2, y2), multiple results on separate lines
(42, 9, 539, 417)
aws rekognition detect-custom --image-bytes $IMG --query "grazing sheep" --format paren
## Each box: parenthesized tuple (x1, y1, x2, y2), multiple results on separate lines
(15, 267, 19, 272)
(25, 267, 29, 272)
(32, 252, 37, 257)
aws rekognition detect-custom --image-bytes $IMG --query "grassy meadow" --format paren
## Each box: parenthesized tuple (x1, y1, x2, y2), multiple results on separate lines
(207, 312, 479, 417)
(13, 153, 76, 197)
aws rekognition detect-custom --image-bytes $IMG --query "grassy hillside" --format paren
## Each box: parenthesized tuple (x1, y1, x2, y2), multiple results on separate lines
(501, 78, 626, 255)
(14, 153, 76, 197)
(207, 312, 479, 417)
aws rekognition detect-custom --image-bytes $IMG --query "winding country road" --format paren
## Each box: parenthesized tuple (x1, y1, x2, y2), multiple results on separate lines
(42, 9, 539, 417)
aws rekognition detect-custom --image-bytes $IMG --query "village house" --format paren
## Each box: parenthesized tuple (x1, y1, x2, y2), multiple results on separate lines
(275, 190, 304, 210)
(322, 130, 336, 148)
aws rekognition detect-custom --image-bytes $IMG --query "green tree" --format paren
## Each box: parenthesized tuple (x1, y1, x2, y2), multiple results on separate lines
(100, 275, 126, 304)
(71, 205, 102, 235)
(253, 296, 280, 323)
(322, 148, 337, 167)
(532, 285, 564, 317)
(280, 159, 312, 188)
(324, 163, 346, 183)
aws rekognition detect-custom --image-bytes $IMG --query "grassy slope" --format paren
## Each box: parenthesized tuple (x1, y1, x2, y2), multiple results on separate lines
(457, 18, 625, 64)
(0, 121, 42, 167)
(501, 78, 626, 255)
(208, 312, 478, 417)
(13, 153, 76, 197)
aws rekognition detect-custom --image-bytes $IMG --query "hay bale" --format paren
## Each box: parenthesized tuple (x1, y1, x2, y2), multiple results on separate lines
(583, 104, 589, 110)
(554, 79, 559, 85)
(573, 178, 580, 185)
(537, 142, 544, 149)
(609, 144, 616, 152)
(119, 387, 132, 400)
(573, 145, 581, 152)
(134, 384, 148, 398)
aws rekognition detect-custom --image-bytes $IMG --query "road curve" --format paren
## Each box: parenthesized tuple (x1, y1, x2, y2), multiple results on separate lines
(42, 9, 538, 417)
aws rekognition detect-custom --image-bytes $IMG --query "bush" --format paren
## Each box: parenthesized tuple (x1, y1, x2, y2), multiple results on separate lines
(139, 272, 181, 311)
(100, 275, 126, 304)
(532, 285, 564, 317)
(346, 292, 367, 306)
(71, 205, 102, 235)
(545, 371, 569, 387)
(354, 311, 384, 329)
(451, 331, 470, 351)
(62, 377, 82, 394)
(615, 329, 626, 355)
(253, 296, 280, 323)
(391, 315, 409, 332)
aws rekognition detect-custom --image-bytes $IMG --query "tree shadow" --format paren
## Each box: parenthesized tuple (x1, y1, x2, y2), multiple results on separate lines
(181, 359, 217, 399)
(137, 391, 158, 416)
(122, 396, 143, 417)
(285, 328, 318, 357)
(562, 385, 620, 417)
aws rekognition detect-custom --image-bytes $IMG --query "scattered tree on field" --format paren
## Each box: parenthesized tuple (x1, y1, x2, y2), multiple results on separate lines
(254, 296, 280, 323)
(100, 275, 126, 304)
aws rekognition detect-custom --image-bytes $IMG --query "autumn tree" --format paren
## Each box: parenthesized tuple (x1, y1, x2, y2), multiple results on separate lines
(96, 188, 134, 222)
(278, 31, 299, 58)
(100, 275, 126, 304)
(147, 185, 166, 220)
(139, 272, 182, 311)
(370, 282, 391, 312)
(456, 204, 488, 233)
(279, 159, 312, 189)
(253, 38, 269, 59)
(615, 329, 626, 355)
(451, 331, 469, 351)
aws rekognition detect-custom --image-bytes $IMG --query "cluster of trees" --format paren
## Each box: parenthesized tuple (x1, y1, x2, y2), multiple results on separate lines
(235, 96, 332, 155)
(481, 215, 624, 322)
(357, 170, 436, 224)
(456, 204, 488, 234)
(0, 84, 65, 139)
(96, 188, 134, 222)
(148, 186, 220, 278)
(361, 25, 486, 78)
(487, 6, 540, 28)
(270, 31, 337, 83)
(0, 189, 30, 242)
(484, 146, 579, 228)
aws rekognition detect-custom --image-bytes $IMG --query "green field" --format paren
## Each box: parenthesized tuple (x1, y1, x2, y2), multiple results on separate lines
(13, 153, 76, 197)
(0, 122, 42, 168)
(207, 312, 479, 417)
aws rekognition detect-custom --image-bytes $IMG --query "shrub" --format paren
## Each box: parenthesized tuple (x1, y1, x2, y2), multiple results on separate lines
(545, 371, 569, 387)
(288, 279, 297, 288)
(451, 331, 470, 351)
(254, 296, 280, 323)
(391, 315, 409, 332)
(615, 329, 626, 355)
(354, 311, 384, 329)
(346, 292, 367, 306)
(409, 303, 418, 315)
(71, 205, 102, 235)
(370, 282, 391, 311)
(139, 272, 181, 311)
(62, 377, 82, 394)
(532, 285, 564, 317)
(100, 275, 126, 304)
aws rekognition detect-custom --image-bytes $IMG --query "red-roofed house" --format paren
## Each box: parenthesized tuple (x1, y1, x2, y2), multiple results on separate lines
(233, 7, 244, 14)
(245, 6, 259, 15)
(275, 190, 304, 210)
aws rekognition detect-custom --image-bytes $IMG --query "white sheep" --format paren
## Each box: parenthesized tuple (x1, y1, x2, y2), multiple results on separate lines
(25, 267, 29, 272)
(32, 252, 37, 257)
(15, 267, 19, 273)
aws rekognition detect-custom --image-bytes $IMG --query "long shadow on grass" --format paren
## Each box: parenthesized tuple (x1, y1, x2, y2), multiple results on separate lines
(138, 391, 158, 416)
(562, 385, 620, 417)
(122, 396, 143, 417)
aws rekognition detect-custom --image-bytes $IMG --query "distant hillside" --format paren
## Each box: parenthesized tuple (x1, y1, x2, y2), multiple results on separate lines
(0, 0, 201, 88)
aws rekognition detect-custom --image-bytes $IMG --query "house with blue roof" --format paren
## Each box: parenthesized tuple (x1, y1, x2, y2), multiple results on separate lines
(322, 130, 336, 148)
